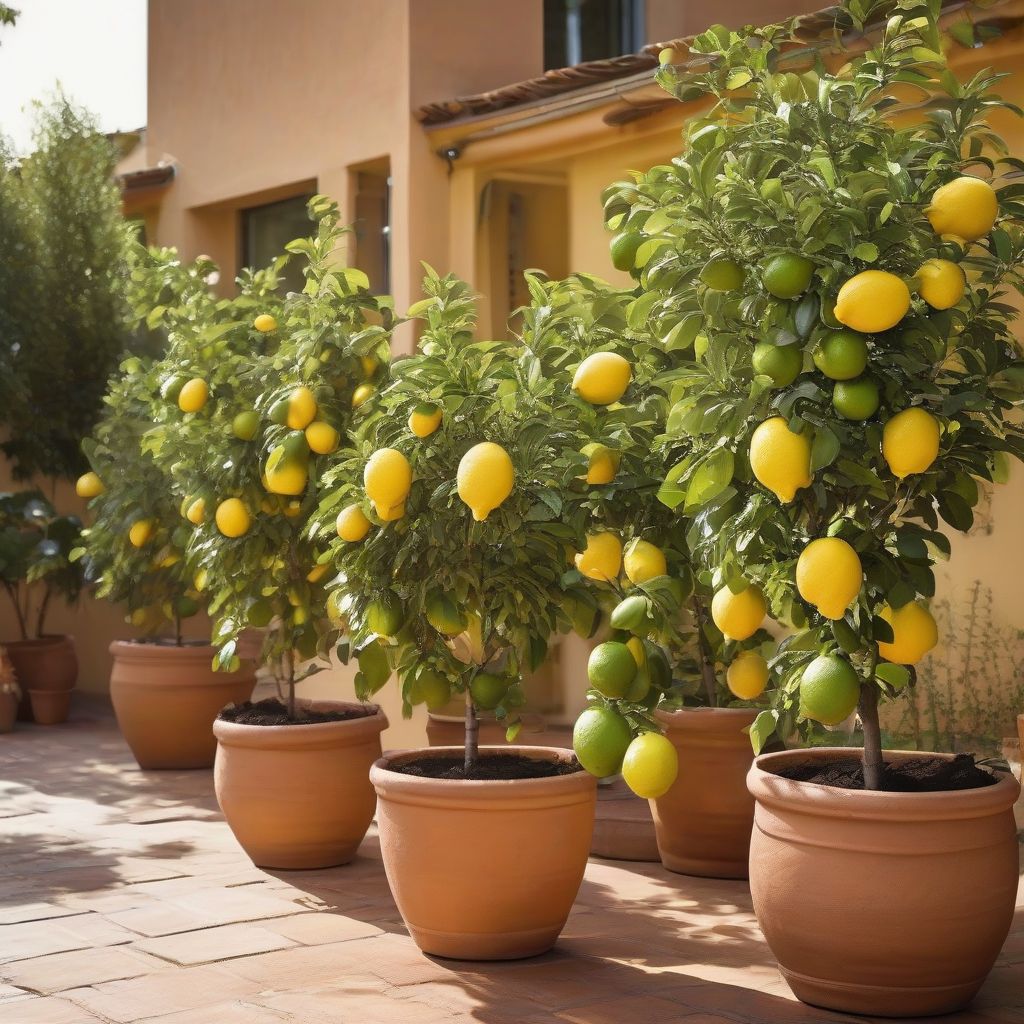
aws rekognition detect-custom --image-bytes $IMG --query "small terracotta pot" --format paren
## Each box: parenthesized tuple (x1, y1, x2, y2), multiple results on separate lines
(371, 745, 596, 960)
(27, 688, 72, 725)
(6, 635, 78, 721)
(0, 691, 16, 733)
(748, 747, 1021, 1017)
(652, 707, 758, 878)
(214, 699, 387, 870)
(109, 640, 257, 770)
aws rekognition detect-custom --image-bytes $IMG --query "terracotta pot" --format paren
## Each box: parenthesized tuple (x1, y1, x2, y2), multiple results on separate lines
(1018, 712, 1023, 752)
(748, 747, 1021, 1017)
(0, 691, 16, 733)
(371, 745, 596, 960)
(214, 699, 387, 869)
(27, 688, 72, 725)
(652, 707, 758, 878)
(109, 640, 257, 770)
(6, 635, 77, 720)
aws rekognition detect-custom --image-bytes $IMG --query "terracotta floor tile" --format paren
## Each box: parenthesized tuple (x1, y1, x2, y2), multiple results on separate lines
(556, 994, 696, 1024)
(0, 903, 87, 926)
(0, 995, 103, 1023)
(263, 911, 384, 945)
(133, 922, 296, 965)
(132, 1000, 291, 1023)
(1, 944, 164, 994)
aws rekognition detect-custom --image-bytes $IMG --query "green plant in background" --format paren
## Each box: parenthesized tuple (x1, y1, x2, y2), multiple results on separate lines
(603, 0, 1024, 788)
(0, 491, 83, 640)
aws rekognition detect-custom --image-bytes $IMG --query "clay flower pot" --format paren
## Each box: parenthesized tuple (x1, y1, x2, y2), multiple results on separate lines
(0, 691, 17, 733)
(371, 745, 596, 960)
(27, 688, 72, 725)
(651, 707, 758, 878)
(6, 635, 78, 721)
(109, 640, 257, 770)
(214, 699, 387, 870)
(748, 747, 1021, 1017)
(1018, 712, 1023, 752)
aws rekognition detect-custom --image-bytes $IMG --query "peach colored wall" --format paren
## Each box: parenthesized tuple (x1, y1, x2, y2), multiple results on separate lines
(645, 0, 825, 43)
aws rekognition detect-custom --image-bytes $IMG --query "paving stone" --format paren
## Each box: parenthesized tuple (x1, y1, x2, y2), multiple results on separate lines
(0, 995, 103, 1023)
(0, 944, 163, 994)
(263, 911, 384, 945)
(133, 1001, 291, 1023)
(133, 923, 296, 965)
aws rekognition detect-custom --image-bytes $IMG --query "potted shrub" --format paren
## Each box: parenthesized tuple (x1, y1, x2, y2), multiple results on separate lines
(635, 4, 1023, 1015)
(318, 270, 597, 960)
(144, 196, 392, 869)
(0, 644, 20, 733)
(0, 490, 83, 723)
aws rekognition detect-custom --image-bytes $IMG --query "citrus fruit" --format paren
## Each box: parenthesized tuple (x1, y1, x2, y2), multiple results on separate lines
(622, 732, 678, 799)
(882, 407, 940, 478)
(326, 590, 345, 624)
(574, 532, 622, 582)
(623, 539, 667, 585)
(573, 705, 633, 778)
(925, 176, 998, 241)
(247, 599, 275, 627)
(752, 342, 803, 388)
(360, 354, 379, 378)
(588, 641, 638, 699)
(799, 654, 861, 725)
(177, 378, 209, 413)
(711, 582, 766, 641)
(160, 375, 185, 402)
(283, 500, 302, 518)
(833, 377, 880, 420)
(457, 442, 514, 521)
(796, 537, 862, 620)
(609, 231, 643, 272)
(415, 669, 451, 711)
(582, 443, 619, 484)
(470, 671, 509, 710)
(834, 270, 910, 333)
(352, 383, 374, 409)
(357, 640, 390, 688)
(185, 496, 206, 525)
(749, 416, 812, 503)
(572, 352, 631, 405)
(129, 519, 155, 548)
(193, 568, 208, 592)
(409, 403, 442, 438)
(916, 258, 966, 310)
(610, 594, 650, 632)
(626, 659, 652, 702)
(700, 258, 744, 291)
(727, 650, 770, 700)
(253, 313, 277, 332)
(305, 421, 339, 454)
(378, 502, 405, 522)
(364, 448, 412, 519)
(285, 385, 318, 430)
(336, 504, 371, 542)
(75, 472, 103, 498)
(812, 330, 869, 380)
(762, 254, 814, 299)
(306, 563, 330, 584)
(877, 601, 938, 665)
(214, 498, 250, 538)
(366, 591, 403, 636)
(264, 444, 309, 495)
(232, 410, 260, 441)
(426, 592, 466, 637)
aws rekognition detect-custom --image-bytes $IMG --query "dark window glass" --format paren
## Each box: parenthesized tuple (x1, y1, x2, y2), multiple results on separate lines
(543, 0, 642, 70)
(241, 193, 315, 294)
(353, 168, 391, 295)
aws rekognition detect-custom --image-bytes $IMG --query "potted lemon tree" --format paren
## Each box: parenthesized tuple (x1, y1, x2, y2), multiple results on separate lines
(318, 270, 597, 960)
(631, 4, 1024, 1014)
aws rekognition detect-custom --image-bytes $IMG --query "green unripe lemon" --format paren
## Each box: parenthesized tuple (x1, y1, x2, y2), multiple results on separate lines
(752, 342, 803, 388)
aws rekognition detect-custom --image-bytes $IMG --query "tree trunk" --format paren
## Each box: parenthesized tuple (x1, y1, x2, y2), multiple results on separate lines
(859, 682, 884, 791)
(3, 582, 28, 641)
(464, 686, 479, 776)
(285, 649, 296, 722)
(691, 595, 718, 707)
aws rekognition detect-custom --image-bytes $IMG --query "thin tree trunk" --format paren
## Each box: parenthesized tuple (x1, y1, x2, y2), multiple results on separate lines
(285, 649, 296, 721)
(464, 685, 479, 776)
(691, 594, 718, 707)
(35, 587, 51, 639)
(174, 613, 182, 647)
(859, 682, 884, 791)
(3, 582, 28, 641)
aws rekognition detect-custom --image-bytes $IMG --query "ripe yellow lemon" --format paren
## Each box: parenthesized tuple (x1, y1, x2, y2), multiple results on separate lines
(457, 442, 514, 521)
(253, 313, 277, 333)
(799, 654, 861, 725)
(129, 519, 155, 548)
(877, 601, 938, 665)
(378, 502, 405, 522)
(364, 448, 412, 519)
(75, 471, 104, 498)
(622, 732, 679, 799)
(336, 503, 371, 542)
(834, 270, 910, 333)
(882, 407, 940, 478)
(796, 537, 862, 620)
(264, 444, 309, 495)
(711, 583, 766, 641)
(305, 421, 339, 455)
(409, 403, 442, 438)
(573, 705, 632, 778)
(727, 650, 770, 700)
(215, 498, 250, 538)
(572, 352, 631, 405)
(575, 532, 622, 582)
(177, 378, 209, 413)
(581, 443, 619, 484)
(306, 563, 330, 584)
(915, 258, 966, 310)
(623, 539, 667, 584)
(749, 417, 812, 503)
(926, 176, 998, 241)
(285, 386, 317, 430)
(352, 383, 374, 409)
(185, 497, 206, 526)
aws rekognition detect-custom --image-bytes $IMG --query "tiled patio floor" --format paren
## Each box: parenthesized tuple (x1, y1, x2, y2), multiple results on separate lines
(1, 700, 1022, 1024)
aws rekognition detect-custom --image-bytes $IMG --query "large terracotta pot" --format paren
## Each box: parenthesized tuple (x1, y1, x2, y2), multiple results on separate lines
(27, 688, 72, 725)
(371, 745, 596, 960)
(109, 640, 257, 770)
(0, 691, 16, 733)
(6, 635, 78, 721)
(652, 707, 758, 878)
(214, 699, 387, 870)
(748, 747, 1021, 1017)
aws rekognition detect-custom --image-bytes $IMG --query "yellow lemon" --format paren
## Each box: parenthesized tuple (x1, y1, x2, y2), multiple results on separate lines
(364, 448, 412, 519)
(215, 498, 250, 538)
(285, 386, 317, 430)
(572, 351, 631, 405)
(75, 471, 104, 498)
(185, 497, 206, 526)
(306, 563, 330, 584)
(378, 501, 405, 522)
(264, 445, 309, 495)
(305, 421, 339, 455)
(834, 270, 911, 333)
(749, 417, 812, 503)
(336, 503, 371, 542)
(352, 383, 374, 409)
(882, 408, 941, 478)
(623, 539, 667, 584)
(360, 354, 379, 378)
(253, 313, 277, 332)
(177, 378, 209, 413)
(926, 176, 998, 241)
(727, 651, 769, 700)
(409, 403, 443, 438)
(581, 443, 619, 484)
(916, 258, 966, 310)
(129, 519, 155, 548)
(457, 442, 514, 521)
(621, 732, 679, 799)
(574, 532, 622, 582)
(711, 583, 766, 641)
(877, 601, 938, 665)
(796, 537, 862, 620)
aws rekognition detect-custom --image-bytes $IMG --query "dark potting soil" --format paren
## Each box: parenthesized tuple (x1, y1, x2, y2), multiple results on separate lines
(774, 752, 997, 792)
(218, 699, 374, 727)
(391, 753, 582, 781)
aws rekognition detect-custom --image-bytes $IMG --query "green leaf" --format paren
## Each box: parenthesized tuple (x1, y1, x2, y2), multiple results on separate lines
(685, 449, 735, 510)
(810, 427, 840, 472)
(747, 710, 778, 754)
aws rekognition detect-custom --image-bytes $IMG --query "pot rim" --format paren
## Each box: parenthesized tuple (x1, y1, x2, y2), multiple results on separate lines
(110, 638, 249, 664)
(4, 634, 74, 648)
(749, 747, 1021, 821)
(213, 698, 387, 751)
(656, 705, 760, 728)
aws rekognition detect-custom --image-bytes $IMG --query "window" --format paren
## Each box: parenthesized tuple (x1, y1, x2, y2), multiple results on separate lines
(240, 192, 316, 294)
(543, 0, 643, 69)
(352, 164, 391, 295)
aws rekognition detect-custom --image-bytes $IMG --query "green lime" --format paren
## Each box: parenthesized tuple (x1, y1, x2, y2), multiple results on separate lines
(833, 377, 880, 420)
(799, 654, 861, 725)
(470, 671, 509, 711)
(813, 330, 869, 381)
(160, 375, 185, 402)
(609, 231, 643, 272)
(232, 410, 260, 441)
(175, 596, 199, 618)
(610, 594, 651, 632)
(282, 430, 310, 460)
(247, 599, 275, 628)
(357, 640, 391, 691)
(752, 342, 803, 388)
(762, 254, 815, 299)
(425, 592, 466, 637)
(587, 641, 638, 699)
(573, 705, 633, 778)
(415, 669, 451, 711)
(366, 591, 403, 637)
(699, 258, 744, 292)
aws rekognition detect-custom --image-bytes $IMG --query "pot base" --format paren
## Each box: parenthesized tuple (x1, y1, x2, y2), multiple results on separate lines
(409, 923, 562, 961)
(659, 852, 748, 879)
